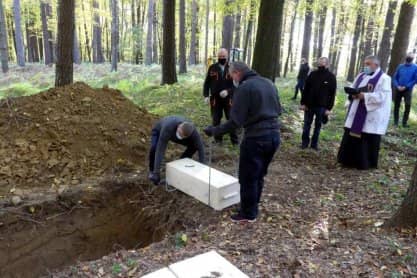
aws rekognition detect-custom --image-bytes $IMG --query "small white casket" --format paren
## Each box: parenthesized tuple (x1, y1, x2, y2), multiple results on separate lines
(165, 158, 240, 210)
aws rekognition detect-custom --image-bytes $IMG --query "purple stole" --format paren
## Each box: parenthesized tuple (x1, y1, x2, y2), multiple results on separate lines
(349, 70, 384, 138)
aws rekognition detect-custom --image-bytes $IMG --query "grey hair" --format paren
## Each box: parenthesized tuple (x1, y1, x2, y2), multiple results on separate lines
(318, 57, 329, 66)
(180, 122, 195, 137)
(365, 55, 380, 66)
(229, 61, 251, 74)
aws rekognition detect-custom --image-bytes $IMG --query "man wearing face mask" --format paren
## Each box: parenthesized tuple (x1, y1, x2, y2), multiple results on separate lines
(203, 62, 281, 223)
(203, 48, 238, 145)
(338, 56, 392, 170)
(392, 53, 417, 127)
(148, 116, 205, 185)
(293, 58, 310, 100)
(300, 57, 337, 150)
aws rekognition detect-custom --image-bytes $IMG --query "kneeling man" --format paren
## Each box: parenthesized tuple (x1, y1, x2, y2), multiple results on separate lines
(338, 56, 392, 170)
(148, 116, 205, 185)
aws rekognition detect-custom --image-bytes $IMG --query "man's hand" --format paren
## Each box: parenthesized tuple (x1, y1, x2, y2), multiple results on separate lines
(203, 126, 215, 137)
(300, 105, 308, 111)
(148, 172, 160, 185)
(356, 93, 365, 100)
(324, 110, 331, 116)
(397, 86, 406, 92)
(219, 90, 228, 98)
(204, 97, 210, 104)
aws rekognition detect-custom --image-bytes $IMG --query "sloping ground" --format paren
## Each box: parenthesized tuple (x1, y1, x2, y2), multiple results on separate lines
(0, 82, 155, 197)
(55, 139, 417, 277)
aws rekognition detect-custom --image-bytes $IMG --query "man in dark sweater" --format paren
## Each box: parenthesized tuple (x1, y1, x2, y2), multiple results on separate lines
(204, 62, 281, 223)
(300, 57, 337, 150)
(203, 48, 238, 145)
(148, 116, 205, 185)
(293, 58, 310, 100)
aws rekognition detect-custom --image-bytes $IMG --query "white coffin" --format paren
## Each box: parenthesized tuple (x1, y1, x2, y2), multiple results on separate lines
(165, 158, 240, 210)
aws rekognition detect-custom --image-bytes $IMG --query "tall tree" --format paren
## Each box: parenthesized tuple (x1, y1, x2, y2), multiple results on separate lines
(110, 0, 119, 71)
(222, 0, 234, 51)
(317, 4, 327, 58)
(189, 0, 198, 65)
(40, 1, 52, 65)
(301, 0, 313, 62)
(145, 0, 154, 65)
(234, 12, 242, 49)
(284, 0, 299, 77)
(161, 0, 177, 84)
(204, 0, 209, 65)
(363, 1, 377, 57)
(252, 0, 285, 81)
(12, 0, 25, 66)
(55, 0, 74, 87)
(377, 0, 398, 72)
(243, 0, 255, 63)
(152, 1, 158, 63)
(92, 0, 105, 63)
(179, 0, 187, 72)
(73, 28, 81, 64)
(388, 1, 415, 76)
(0, 0, 7, 73)
(81, 0, 91, 62)
(347, 3, 363, 81)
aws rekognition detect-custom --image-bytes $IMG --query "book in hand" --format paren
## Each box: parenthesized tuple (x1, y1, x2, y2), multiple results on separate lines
(344, 86, 368, 96)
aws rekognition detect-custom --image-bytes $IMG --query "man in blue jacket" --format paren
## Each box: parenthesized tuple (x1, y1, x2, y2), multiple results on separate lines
(393, 53, 417, 127)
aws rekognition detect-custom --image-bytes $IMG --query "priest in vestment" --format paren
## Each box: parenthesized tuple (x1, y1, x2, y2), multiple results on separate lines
(338, 56, 392, 170)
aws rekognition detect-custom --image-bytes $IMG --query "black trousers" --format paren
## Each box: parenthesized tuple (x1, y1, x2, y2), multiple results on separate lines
(394, 89, 412, 126)
(211, 97, 238, 144)
(337, 128, 381, 170)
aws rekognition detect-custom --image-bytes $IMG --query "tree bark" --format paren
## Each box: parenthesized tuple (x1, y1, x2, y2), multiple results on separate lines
(12, 0, 25, 66)
(204, 0, 209, 65)
(221, 0, 234, 51)
(81, 0, 91, 62)
(301, 0, 313, 62)
(161, 0, 177, 84)
(152, 1, 158, 64)
(92, 0, 105, 63)
(317, 5, 327, 58)
(145, 0, 154, 65)
(234, 12, 241, 49)
(328, 6, 336, 69)
(363, 1, 377, 57)
(40, 2, 52, 65)
(284, 0, 299, 77)
(377, 0, 397, 72)
(347, 5, 363, 81)
(388, 1, 415, 76)
(0, 0, 8, 73)
(110, 0, 119, 71)
(252, 0, 284, 81)
(189, 0, 198, 65)
(179, 0, 187, 72)
(243, 0, 255, 63)
(73, 27, 81, 64)
(55, 0, 74, 87)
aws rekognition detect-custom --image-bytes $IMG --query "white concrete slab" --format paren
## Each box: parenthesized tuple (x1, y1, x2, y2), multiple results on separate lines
(168, 250, 249, 278)
(141, 267, 176, 278)
(165, 158, 240, 210)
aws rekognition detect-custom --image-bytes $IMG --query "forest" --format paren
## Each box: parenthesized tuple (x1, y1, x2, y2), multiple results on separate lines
(1, 0, 417, 277)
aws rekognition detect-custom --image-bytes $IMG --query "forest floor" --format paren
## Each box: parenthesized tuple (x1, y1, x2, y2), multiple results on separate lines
(1, 64, 417, 277)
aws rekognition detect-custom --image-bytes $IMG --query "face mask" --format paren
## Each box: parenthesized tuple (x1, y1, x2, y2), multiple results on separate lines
(363, 66, 373, 75)
(406, 57, 413, 63)
(233, 80, 239, 88)
(176, 131, 183, 140)
(218, 58, 227, 65)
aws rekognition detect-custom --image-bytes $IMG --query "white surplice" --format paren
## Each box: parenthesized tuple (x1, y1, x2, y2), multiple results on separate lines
(344, 68, 392, 135)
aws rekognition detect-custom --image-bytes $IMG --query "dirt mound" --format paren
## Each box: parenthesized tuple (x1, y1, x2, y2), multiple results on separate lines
(0, 82, 155, 192)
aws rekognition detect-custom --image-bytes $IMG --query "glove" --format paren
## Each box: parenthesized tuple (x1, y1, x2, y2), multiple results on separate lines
(203, 126, 215, 137)
(148, 172, 160, 185)
(219, 90, 228, 98)
(204, 97, 210, 104)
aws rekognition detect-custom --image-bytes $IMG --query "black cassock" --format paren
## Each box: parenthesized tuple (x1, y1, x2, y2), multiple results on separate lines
(337, 128, 381, 170)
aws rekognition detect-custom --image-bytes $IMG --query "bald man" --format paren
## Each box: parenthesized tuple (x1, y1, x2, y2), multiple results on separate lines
(203, 48, 238, 145)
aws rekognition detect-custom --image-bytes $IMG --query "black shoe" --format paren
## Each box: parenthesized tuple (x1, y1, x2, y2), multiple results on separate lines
(322, 115, 329, 125)
(230, 213, 256, 223)
(300, 144, 308, 149)
(311, 146, 319, 151)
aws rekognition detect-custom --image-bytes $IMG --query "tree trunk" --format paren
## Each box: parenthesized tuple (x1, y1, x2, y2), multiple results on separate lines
(273, 0, 285, 78)
(13, 0, 25, 66)
(328, 6, 336, 68)
(111, 0, 119, 71)
(317, 5, 327, 58)
(161, 0, 177, 84)
(377, 0, 397, 72)
(212, 1, 216, 56)
(189, 0, 198, 65)
(221, 0, 234, 51)
(73, 27, 81, 64)
(234, 12, 241, 49)
(252, 0, 284, 81)
(363, 2, 377, 57)
(0, 0, 8, 72)
(301, 0, 313, 62)
(388, 1, 415, 76)
(347, 6, 363, 81)
(204, 0, 209, 65)
(55, 0, 74, 87)
(40, 2, 52, 65)
(152, 1, 158, 63)
(145, 0, 154, 65)
(243, 0, 255, 63)
(284, 0, 299, 77)
(92, 0, 104, 63)
(385, 162, 417, 228)
(81, 0, 91, 62)
(179, 0, 186, 72)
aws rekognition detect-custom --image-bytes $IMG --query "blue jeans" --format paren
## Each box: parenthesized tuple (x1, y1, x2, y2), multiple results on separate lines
(302, 107, 325, 149)
(238, 132, 280, 219)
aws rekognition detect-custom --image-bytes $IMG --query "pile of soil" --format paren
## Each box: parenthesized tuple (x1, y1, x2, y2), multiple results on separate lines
(0, 82, 155, 192)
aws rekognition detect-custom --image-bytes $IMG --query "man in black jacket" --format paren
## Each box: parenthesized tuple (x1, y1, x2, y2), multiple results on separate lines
(203, 48, 238, 145)
(204, 62, 281, 223)
(293, 58, 310, 100)
(300, 57, 337, 150)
